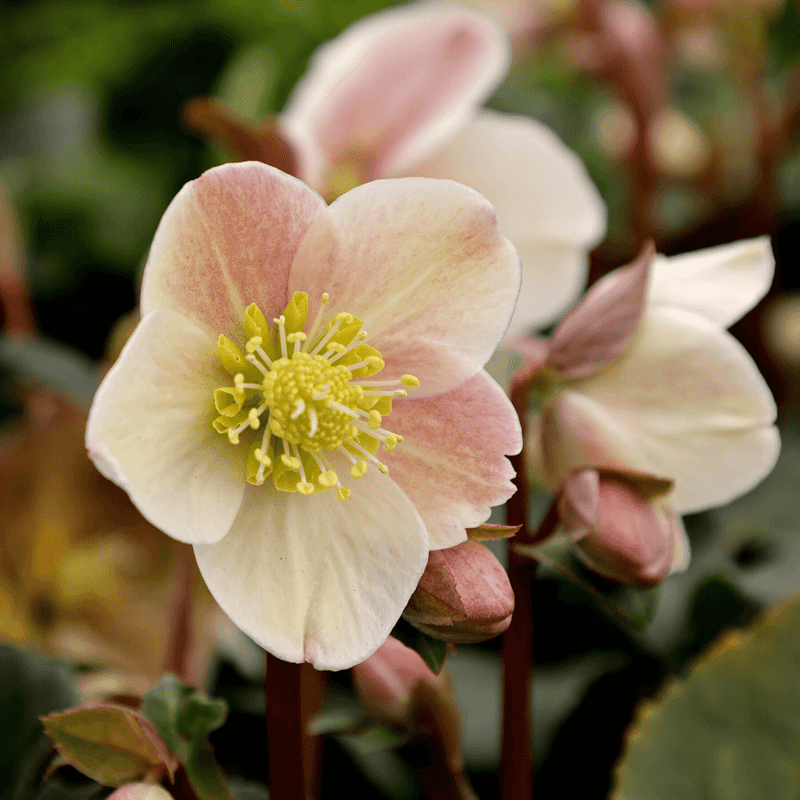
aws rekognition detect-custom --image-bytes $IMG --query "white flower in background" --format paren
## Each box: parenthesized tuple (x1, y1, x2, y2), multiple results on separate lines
(86, 162, 522, 670)
(280, 1, 606, 335)
(517, 237, 779, 582)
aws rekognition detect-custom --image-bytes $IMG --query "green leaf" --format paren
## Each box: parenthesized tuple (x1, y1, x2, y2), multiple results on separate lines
(184, 740, 236, 800)
(140, 674, 193, 752)
(390, 617, 448, 674)
(613, 592, 800, 800)
(41, 704, 177, 787)
(140, 675, 234, 800)
(516, 540, 659, 629)
(177, 694, 228, 741)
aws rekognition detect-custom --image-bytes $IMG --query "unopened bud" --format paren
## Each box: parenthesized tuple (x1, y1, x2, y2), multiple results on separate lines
(352, 636, 444, 726)
(403, 540, 514, 643)
(558, 468, 689, 587)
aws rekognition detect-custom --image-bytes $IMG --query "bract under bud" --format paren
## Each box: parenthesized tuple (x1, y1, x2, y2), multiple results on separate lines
(403, 540, 514, 643)
(558, 467, 687, 587)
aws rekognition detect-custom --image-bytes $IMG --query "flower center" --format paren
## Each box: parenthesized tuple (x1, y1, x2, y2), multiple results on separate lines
(212, 292, 419, 500)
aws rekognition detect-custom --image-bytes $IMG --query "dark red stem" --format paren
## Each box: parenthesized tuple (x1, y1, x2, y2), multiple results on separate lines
(500, 375, 561, 800)
(265, 655, 326, 800)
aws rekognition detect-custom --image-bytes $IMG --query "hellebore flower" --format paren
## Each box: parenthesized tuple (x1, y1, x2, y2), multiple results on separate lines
(522, 236, 779, 519)
(86, 162, 521, 670)
(280, 2, 606, 334)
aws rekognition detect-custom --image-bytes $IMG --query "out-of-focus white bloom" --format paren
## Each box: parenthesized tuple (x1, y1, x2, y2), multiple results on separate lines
(281, 2, 606, 335)
(519, 237, 778, 579)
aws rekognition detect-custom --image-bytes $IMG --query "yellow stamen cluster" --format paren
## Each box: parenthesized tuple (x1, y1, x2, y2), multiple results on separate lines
(212, 291, 419, 499)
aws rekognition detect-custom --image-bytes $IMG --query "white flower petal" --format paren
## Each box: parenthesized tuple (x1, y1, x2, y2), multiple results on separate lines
(649, 237, 774, 328)
(194, 470, 429, 671)
(411, 110, 607, 247)
(541, 305, 779, 513)
(86, 309, 244, 544)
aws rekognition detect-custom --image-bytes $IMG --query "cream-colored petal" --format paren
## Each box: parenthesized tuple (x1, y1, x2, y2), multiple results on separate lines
(281, 4, 509, 187)
(649, 237, 774, 328)
(540, 306, 779, 513)
(387, 370, 521, 550)
(141, 162, 327, 341)
(411, 110, 606, 330)
(86, 309, 244, 544)
(289, 177, 520, 396)
(193, 470, 429, 671)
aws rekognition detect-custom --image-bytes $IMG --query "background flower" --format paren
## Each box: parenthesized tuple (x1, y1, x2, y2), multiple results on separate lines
(274, 2, 607, 334)
(523, 237, 779, 517)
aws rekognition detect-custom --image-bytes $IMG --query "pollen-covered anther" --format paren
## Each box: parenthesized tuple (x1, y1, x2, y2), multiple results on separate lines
(281, 454, 301, 470)
(254, 449, 271, 467)
(351, 460, 368, 478)
(213, 291, 418, 497)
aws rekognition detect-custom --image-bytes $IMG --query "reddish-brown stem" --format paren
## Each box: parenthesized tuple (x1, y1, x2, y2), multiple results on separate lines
(500, 375, 561, 800)
(265, 655, 327, 800)
(165, 544, 194, 683)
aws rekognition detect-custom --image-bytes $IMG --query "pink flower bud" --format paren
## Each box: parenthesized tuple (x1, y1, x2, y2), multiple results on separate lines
(558, 468, 688, 587)
(352, 636, 444, 725)
(403, 540, 514, 643)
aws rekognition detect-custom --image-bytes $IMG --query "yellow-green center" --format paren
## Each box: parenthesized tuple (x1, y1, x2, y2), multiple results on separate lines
(211, 291, 419, 499)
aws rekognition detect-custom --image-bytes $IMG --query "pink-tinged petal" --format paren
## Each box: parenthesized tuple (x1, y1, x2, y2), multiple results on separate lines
(289, 178, 521, 396)
(387, 370, 521, 549)
(541, 306, 780, 513)
(141, 162, 327, 340)
(86, 309, 244, 545)
(649, 237, 774, 328)
(569, 478, 678, 587)
(193, 470, 429, 671)
(547, 243, 654, 379)
(281, 4, 509, 187)
(404, 539, 514, 642)
(558, 468, 600, 531)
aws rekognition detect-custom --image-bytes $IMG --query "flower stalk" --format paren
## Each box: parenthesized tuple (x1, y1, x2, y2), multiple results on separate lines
(266, 655, 326, 800)
(500, 373, 560, 800)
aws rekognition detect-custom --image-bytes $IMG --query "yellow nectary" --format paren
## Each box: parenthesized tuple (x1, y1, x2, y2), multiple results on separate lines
(212, 291, 418, 499)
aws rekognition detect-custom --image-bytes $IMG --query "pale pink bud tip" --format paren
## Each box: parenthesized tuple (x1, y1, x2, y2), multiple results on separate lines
(352, 636, 440, 725)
